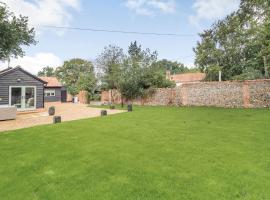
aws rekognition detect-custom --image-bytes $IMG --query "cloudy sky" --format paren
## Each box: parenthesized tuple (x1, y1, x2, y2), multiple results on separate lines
(0, 0, 240, 74)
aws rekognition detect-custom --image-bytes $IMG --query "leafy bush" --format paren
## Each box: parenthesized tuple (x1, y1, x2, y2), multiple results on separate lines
(90, 93, 101, 101)
(204, 65, 221, 81)
(231, 68, 263, 80)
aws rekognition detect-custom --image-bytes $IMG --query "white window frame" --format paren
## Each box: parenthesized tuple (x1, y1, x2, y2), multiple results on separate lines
(9, 86, 37, 111)
(44, 89, 56, 97)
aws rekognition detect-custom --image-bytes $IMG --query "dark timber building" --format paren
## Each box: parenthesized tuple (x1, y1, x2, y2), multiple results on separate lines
(38, 77, 67, 103)
(0, 67, 47, 111)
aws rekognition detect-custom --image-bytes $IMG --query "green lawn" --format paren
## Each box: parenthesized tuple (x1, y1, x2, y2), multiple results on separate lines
(0, 106, 270, 200)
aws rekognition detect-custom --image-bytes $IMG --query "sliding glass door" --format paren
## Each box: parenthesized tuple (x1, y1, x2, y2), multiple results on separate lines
(10, 86, 36, 110)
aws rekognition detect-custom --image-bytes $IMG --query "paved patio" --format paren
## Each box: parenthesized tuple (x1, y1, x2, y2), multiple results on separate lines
(0, 103, 125, 132)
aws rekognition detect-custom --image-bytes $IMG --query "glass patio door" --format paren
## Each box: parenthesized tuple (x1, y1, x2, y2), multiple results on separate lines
(10, 87, 22, 109)
(25, 87, 35, 109)
(10, 86, 36, 110)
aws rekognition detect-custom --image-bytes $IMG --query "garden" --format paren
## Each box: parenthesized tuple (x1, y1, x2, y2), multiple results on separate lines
(0, 106, 270, 199)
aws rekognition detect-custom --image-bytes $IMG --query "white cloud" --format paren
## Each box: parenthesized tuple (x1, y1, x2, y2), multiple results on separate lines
(125, 0, 176, 16)
(0, 53, 62, 75)
(189, 0, 240, 26)
(2, 0, 80, 33)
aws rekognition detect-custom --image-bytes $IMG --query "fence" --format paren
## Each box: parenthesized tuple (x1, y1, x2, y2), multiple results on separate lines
(101, 80, 270, 108)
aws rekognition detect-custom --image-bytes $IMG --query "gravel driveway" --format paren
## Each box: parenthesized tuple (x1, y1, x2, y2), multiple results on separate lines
(0, 103, 125, 132)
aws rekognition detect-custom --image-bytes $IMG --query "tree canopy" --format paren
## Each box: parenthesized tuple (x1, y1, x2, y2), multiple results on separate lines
(0, 3, 36, 61)
(120, 41, 174, 101)
(37, 66, 56, 77)
(56, 59, 96, 96)
(152, 59, 190, 74)
(96, 45, 125, 91)
(194, 0, 270, 81)
(97, 41, 176, 102)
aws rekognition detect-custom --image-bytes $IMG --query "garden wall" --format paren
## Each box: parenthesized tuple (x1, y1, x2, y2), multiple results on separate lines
(101, 80, 270, 108)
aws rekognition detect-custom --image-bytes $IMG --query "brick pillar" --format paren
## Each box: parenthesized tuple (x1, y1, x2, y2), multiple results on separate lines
(180, 85, 188, 105)
(170, 88, 176, 105)
(109, 90, 112, 102)
(242, 81, 250, 108)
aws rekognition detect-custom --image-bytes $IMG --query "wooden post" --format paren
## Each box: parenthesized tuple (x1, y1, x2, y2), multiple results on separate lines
(263, 56, 269, 78)
(101, 110, 107, 116)
(53, 116, 61, 124)
(219, 71, 222, 82)
(127, 104, 133, 112)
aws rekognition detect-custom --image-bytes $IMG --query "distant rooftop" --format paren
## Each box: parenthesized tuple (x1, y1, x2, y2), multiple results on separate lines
(39, 77, 63, 87)
(167, 72, 206, 84)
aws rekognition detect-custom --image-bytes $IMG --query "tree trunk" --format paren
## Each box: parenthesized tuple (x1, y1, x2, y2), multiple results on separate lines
(110, 90, 113, 104)
(263, 56, 269, 78)
(121, 94, 124, 108)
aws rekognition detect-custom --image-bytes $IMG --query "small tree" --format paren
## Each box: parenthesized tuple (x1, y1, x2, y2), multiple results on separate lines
(0, 3, 36, 61)
(119, 41, 174, 103)
(96, 45, 125, 103)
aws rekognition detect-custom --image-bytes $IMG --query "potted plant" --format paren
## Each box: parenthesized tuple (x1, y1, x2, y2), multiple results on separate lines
(48, 106, 55, 116)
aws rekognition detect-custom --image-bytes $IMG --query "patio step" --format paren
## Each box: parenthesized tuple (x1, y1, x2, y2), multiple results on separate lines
(18, 108, 46, 115)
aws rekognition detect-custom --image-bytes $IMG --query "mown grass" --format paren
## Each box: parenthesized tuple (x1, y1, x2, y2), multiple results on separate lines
(0, 106, 270, 200)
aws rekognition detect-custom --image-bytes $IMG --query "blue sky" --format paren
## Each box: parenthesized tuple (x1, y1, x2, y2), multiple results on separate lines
(1, 0, 240, 74)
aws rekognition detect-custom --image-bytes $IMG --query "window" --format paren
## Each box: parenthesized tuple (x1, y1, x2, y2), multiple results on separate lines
(45, 89, 55, 97)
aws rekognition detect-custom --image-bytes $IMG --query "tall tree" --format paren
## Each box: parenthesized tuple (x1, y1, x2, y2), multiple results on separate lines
(194, 0, 270, 80)
(37, 66, 56, 77)
(0, 3, 36, 61)
(96, 45, 125, 91)
(119, 41, 173, 102)
(56, 59, 96, 96)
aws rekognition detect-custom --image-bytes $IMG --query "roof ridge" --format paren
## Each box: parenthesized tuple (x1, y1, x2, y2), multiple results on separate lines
(0, 66, 47, 83)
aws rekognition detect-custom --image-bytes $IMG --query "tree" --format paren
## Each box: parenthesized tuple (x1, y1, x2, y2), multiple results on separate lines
(56, 59, 96, 97)
(37, 66, 56, 77)
(96, 45, 124, 90)
(152, 59, 188, 74)
(0, 3, 36, 61)
(194, 0, 270, 80)
(96, 45, 125, 104)
(204, 65, 221, 81)
(119, 41, 174, 102)
(97, 42, 175, 104)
